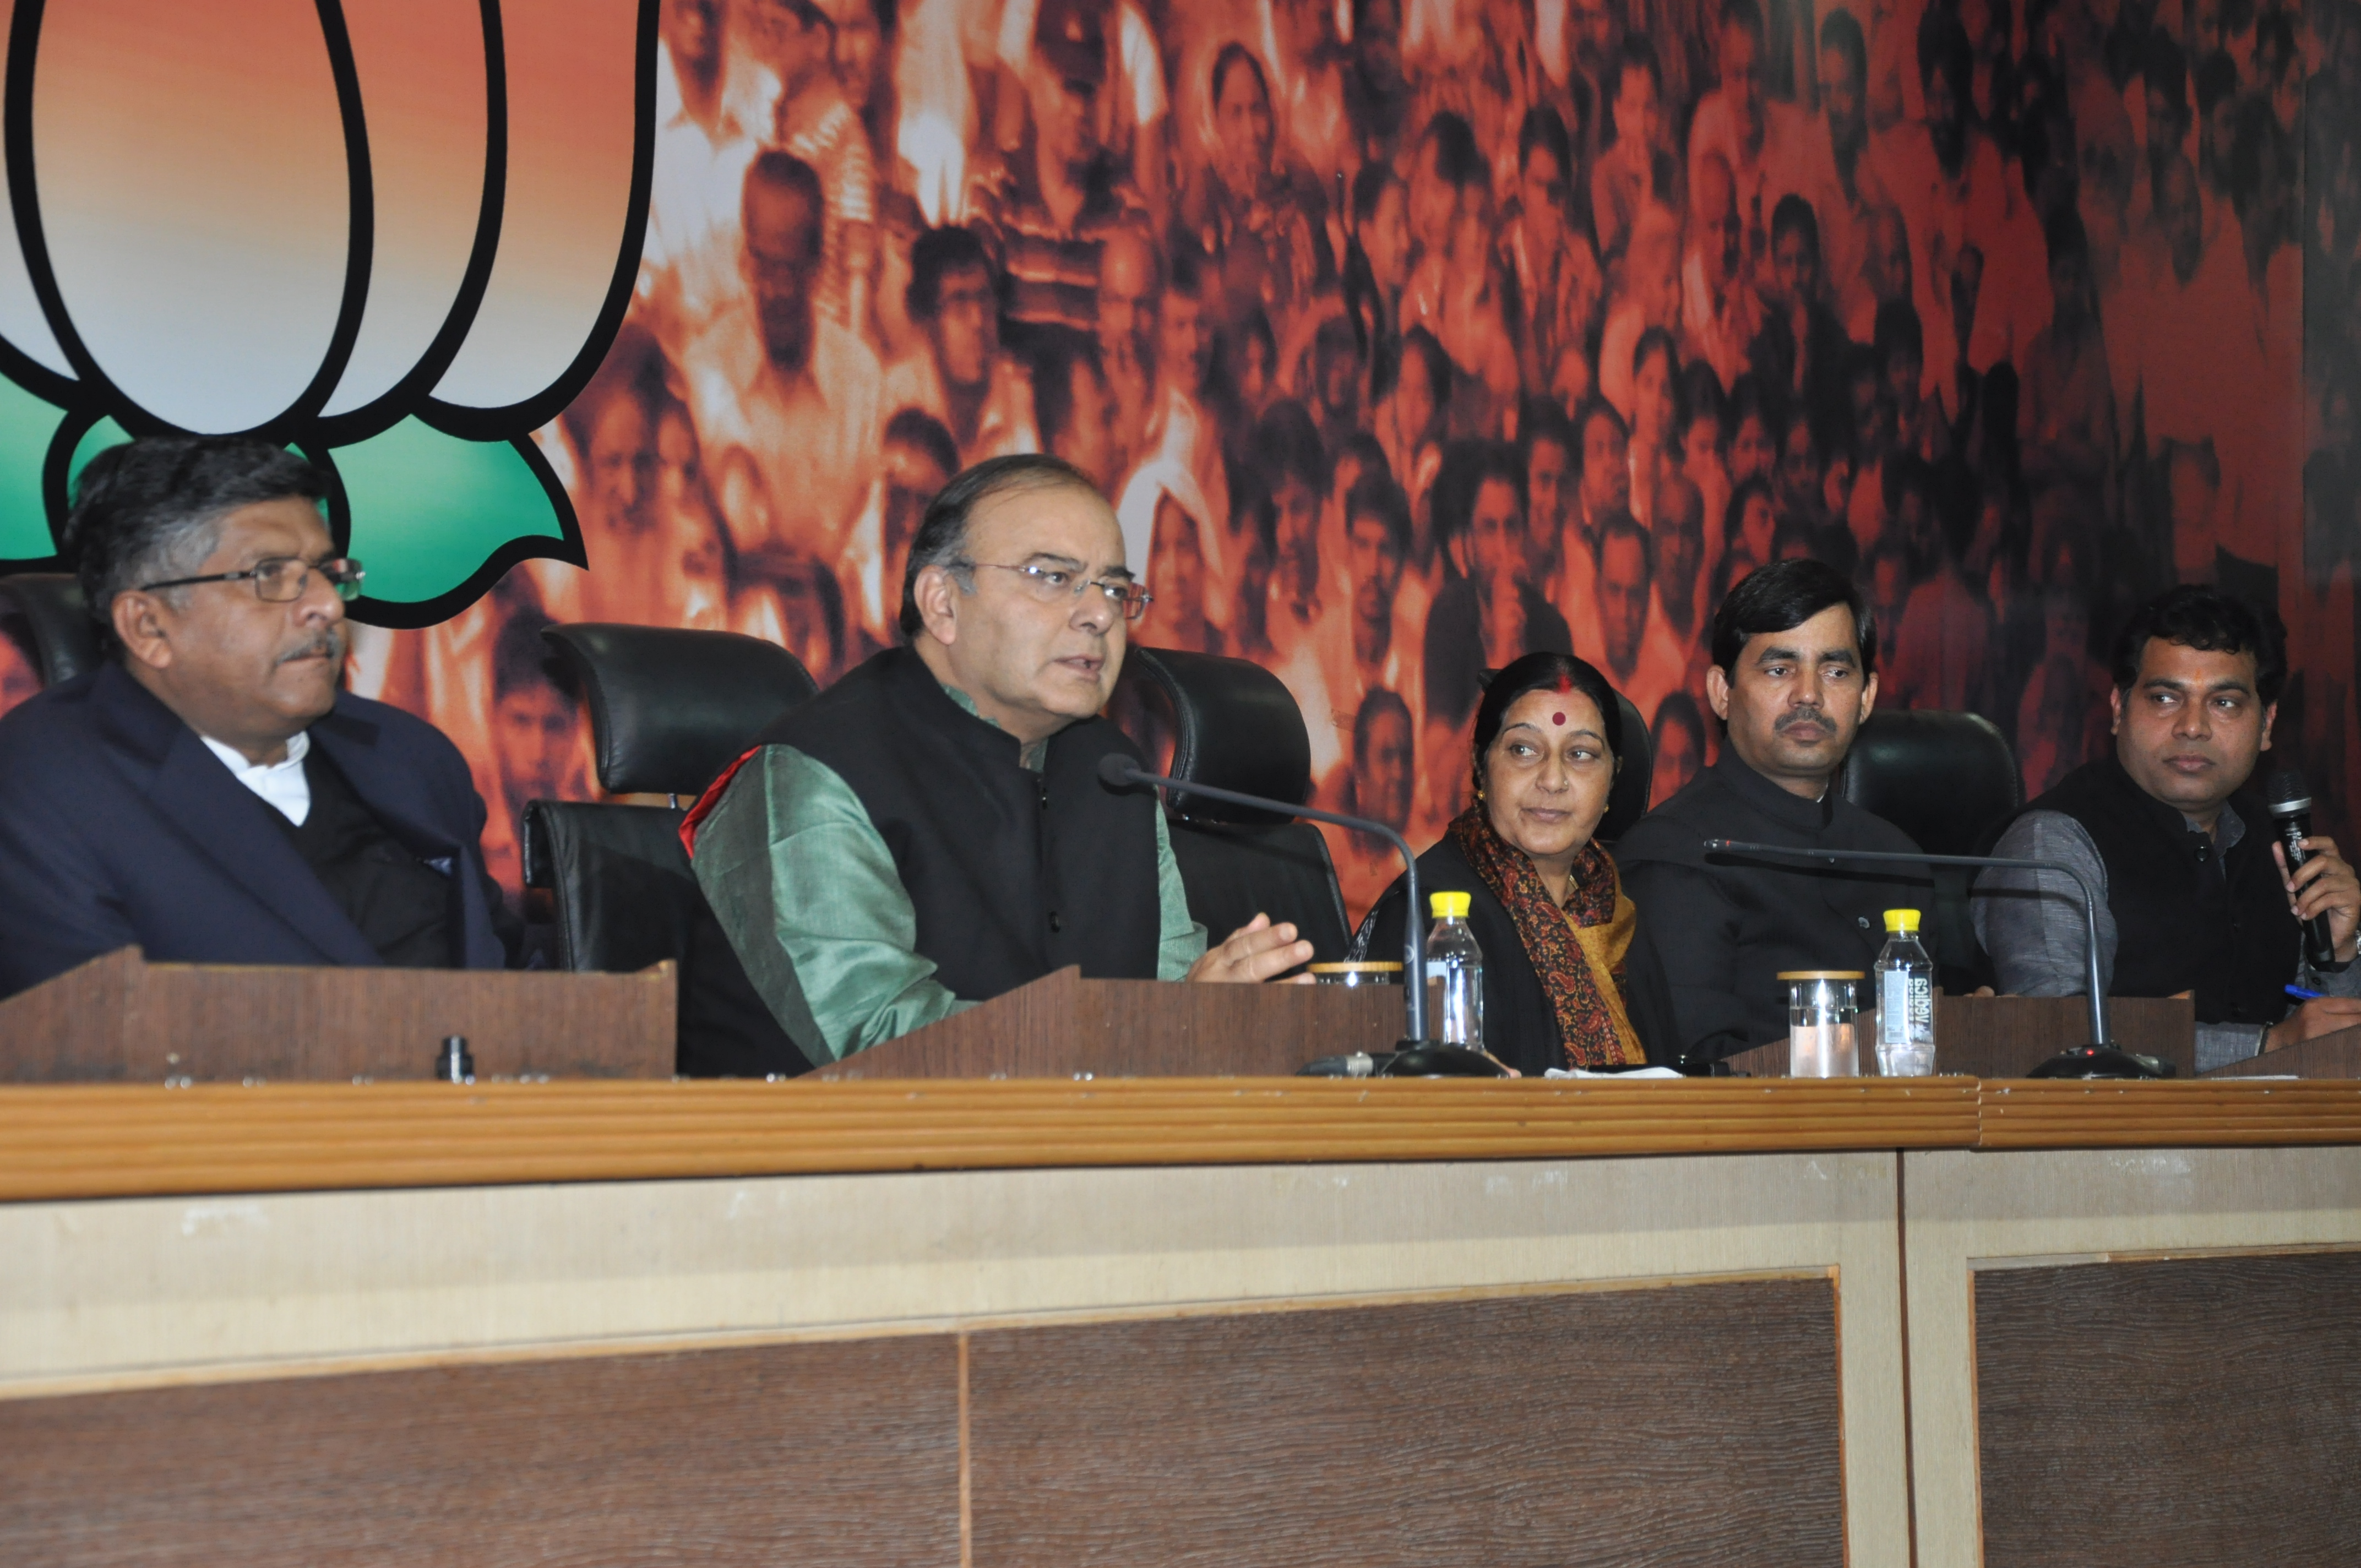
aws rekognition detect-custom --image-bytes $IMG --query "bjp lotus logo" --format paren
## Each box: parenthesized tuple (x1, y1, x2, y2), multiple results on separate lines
(0, 0, 653, 622)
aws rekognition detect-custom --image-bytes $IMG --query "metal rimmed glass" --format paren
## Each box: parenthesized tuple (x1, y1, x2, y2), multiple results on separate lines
(959, 560, 1152, 620)
(139, 556, 366, 603)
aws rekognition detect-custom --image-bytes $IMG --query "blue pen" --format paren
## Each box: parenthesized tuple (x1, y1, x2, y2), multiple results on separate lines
(2286, 984, 2324, 1001)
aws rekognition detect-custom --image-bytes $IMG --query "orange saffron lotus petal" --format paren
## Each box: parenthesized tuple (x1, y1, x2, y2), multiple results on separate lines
(322, 0, 491, 421)
(432, 0, 640, 413)
(31, 0, 351, 432)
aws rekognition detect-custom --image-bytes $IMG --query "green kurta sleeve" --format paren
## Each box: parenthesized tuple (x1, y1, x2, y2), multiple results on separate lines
(692, 745, 972, 1065)
(1155, 808, 1208, 979)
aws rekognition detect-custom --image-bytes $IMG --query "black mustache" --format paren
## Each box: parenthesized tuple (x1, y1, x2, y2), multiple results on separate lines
(1775, 709, 1829, 731)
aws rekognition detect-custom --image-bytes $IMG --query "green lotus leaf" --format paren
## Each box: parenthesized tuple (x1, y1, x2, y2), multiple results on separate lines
(330, 417, 569, 607)
(0, 380, 66, 562)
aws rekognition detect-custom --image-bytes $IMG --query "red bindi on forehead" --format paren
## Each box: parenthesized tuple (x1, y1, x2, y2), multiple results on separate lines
(1552, 711, 1566, 726)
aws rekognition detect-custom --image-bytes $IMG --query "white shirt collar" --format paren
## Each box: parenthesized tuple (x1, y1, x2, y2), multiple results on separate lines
(200, 730, 312, 826)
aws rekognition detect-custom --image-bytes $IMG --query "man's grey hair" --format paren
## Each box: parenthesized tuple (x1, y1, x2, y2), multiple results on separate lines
(63, 437, 329, 643)
(896, 451, 1102, 639)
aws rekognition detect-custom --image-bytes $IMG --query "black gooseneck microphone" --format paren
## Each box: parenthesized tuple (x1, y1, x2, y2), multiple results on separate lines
(2265, 769, 2338, 969)
(1700, 839, 2171, 1079)
(1098, 753, 1430, 1046)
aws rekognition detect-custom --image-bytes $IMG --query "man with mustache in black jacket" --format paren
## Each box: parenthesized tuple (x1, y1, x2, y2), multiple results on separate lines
(1615, 559, 1930, 1065)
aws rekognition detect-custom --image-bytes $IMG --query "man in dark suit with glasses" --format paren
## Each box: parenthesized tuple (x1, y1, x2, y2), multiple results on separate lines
(0, 435, 514, 999)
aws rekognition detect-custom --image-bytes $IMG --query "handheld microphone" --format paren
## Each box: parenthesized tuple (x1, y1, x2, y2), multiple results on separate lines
(1098, 754, 1431, 1046)
(1700, 839, 2168, 1079)
(2265, 770, 2337, 969)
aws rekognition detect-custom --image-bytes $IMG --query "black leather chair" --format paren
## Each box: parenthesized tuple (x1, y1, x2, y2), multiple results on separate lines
(0, 573, 99, 687)
(1598, 688, 1653, 844)
(1841, 709, 2022, 854)
(544, 623, 820, 808)
(1119, 646, 1351, 964)
(1840, 709, 2022, 986)
(521, 624, 818, 1075)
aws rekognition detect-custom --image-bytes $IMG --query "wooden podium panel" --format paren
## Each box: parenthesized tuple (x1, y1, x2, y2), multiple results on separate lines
(0, 947, 674, 1083)
(1972, 1251, 2361, 1567)
(1723, 994, 2196, 1079)
(1902, 1143, 2361, 1568)
(968, 1279, 1845, 1564)
(813, 965, 1406, 1080)
(2204, 1022, 2361, 1078)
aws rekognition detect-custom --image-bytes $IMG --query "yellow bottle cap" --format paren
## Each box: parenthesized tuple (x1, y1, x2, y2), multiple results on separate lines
(1884, 908, 1922, 933)
(1429, 891, 1473, 920)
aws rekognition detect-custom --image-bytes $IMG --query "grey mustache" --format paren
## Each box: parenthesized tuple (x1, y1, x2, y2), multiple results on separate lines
(276, 630, 344, 666)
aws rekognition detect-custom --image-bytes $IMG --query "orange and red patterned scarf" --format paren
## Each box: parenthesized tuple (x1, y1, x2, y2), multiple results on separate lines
(1447, 805, 1650, 1069)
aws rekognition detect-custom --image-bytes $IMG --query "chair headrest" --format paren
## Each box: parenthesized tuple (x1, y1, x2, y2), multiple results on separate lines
(1120, 645, 1310, 825)
(1597, 687, 1653, 843)
(0, 573, 98, 687)
(1840, 709, 2021, 856)
(542, 624, 817, 797)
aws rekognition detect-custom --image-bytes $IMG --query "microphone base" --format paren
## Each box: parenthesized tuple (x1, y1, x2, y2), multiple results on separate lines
(1380, 1043, 1510, 1079)
(2026, 1045, 2175, 1080)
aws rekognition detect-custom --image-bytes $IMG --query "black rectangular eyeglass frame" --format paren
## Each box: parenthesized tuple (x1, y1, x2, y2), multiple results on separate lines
(137, 555, 366, 603)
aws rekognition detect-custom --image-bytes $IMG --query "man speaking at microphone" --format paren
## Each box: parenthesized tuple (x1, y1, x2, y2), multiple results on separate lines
(1974, 586, 2361, 1071)
(686, 454, 1313, 1069)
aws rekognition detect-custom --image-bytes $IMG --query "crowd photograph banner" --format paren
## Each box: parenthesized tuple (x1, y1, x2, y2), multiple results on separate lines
(0, 0, 2351, 923)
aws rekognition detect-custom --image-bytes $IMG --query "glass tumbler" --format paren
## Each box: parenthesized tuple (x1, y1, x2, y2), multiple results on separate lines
(1780, 971, 1863, 1078)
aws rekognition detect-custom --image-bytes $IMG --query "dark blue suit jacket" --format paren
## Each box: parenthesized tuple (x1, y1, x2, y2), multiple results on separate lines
(0, 661, 512, 998)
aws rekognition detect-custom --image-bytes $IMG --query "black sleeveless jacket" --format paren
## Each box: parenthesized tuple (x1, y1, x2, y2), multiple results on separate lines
(2024, 756, 2298, 1026)
(753, 647, 1163, 999)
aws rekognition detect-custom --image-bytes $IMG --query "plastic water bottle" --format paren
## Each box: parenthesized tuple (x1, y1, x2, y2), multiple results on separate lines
(1426, 891, 1484, 1051)
(1873, 908, 1936, 1076)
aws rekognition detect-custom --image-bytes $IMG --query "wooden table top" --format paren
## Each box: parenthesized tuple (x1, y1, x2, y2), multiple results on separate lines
(4, 1074, 2359, 1203)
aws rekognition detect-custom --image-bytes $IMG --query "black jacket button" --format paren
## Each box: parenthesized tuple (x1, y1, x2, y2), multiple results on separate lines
(1049, 911, 1063, 933)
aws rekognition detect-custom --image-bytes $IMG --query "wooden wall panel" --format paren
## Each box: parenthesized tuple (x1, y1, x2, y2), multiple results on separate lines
(0, 1337, 961, 1568)
(1974, 1253, 2361, 1566)
(966, 1279, 1846, 1566)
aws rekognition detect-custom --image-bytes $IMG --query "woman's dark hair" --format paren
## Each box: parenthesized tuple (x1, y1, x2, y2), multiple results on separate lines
(1400, 325, 1451, 408)
(1770, 191, 1821, 257)
(1631, 326, 1684, 432)
(1246, 398, 1329, 499)
(1710, 557, 1879, 675)
(64, 436, 329, 645)
(899, 453, 1100, 638)
(1680, 360, 1728, 438)
(1211, 42, 1270, 115)
(1723, 472, 1775, 545)
(1873, 297, 1925, 371)
(492, 609, 581, 706)
(1820, 7, 1868, 82)
(904, 224, 993, 320)
(884, 406, 960, 479)
(1472, 651, 1626, 787)
(1418, 111, 1486, 190)
(2108, 584, 2287, 705)
(1517, 106, 1572, 183)
(1727, 371, 1774, 436)
(1651, 688, 1707, 754)
(1602, 34, 1663, 148)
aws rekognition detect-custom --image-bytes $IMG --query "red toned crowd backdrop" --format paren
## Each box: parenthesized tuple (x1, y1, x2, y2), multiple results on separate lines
(3, 0, 2353, 925)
